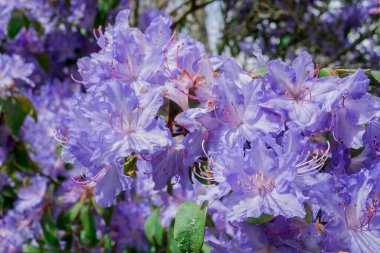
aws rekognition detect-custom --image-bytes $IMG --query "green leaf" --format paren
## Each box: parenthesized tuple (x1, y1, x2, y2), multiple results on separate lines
(202, 243, 213, 253)
(94, 203, 113, 225)
(7, 11, 28, 39)
(1, 96, 37, 135)
(168, 223, 181, 253)
(95, 0, 120, 28)
(318, 68, 333, 77)
(15, 96, 38, 121)
(68, 202, 83, 221)
(22, 243, 43, 253)
(350, 147, 365, 158)
(64, 162, 74, 170)
(304, 203, 313, 224)
(80, 204, 97, 247)
(124, 154, 138, 179)
(371, 70, 380, 83)
(0, 196, 4, 215)
(35, 52, 50, 72)
(9, 142, 35, 172)
(188, 89, 200, 108)
(103, 234, 112, 250)
(192, 161, 214, 186)
(98, 0, 111, 14)
(279, 34, 291, 47)
(246, 213, 274, 224)
(30, 19, 43, 34)
(2, 96, 28, 135)
(41, 211, 59, 246)
(56, 211, 71, 231)
(2, 185, 17, 199)
(144, 208, 164, 247)
(174, 201, 208, 253)
(250, 66, 268, 78)
(167, 180, 173, 196)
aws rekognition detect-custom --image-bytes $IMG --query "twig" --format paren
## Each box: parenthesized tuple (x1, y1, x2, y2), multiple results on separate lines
(322, 26, 377, 67)
(172, 0, 218, 28)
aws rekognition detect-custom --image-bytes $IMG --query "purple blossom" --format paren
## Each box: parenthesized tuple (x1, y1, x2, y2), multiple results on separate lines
(0, 53, 34, 89)
(15, 175, 47, 212)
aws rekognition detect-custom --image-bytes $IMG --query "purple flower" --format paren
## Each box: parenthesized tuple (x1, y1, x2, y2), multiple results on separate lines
(15, 175, 47, 212)
(63, 80, 170, 206)
(0, 54, 34, 89)
(262, 52, 339, 131)
(212, 59, 282, 146)
(111, 200, 151, 251)
(322, 170, 380, 252)
(142, 135, 192, 190)
(0, 210, 34, 252)
(202, 138, 305, 221)
(330, 94, 380, 148)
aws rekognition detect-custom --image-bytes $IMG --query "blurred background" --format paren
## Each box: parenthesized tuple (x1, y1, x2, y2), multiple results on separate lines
(89, 0, 380, 69)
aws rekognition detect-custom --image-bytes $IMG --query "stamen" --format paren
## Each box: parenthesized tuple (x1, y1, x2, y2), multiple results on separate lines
(72, 167, 109, 186)
(140, 148, 167, 162)
(296, 141, 330, 176)
(70, 73, 87, 85)
(53, 129, 68, 145)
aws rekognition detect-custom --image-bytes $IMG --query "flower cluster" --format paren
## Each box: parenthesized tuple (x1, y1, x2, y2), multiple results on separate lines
(59, 9, 380, 252)
(0, 2, 380, 252)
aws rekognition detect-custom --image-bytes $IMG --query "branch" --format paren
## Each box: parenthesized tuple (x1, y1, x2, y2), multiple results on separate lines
(170, 0, 193, 15)
(133, 0, 140, 27)
(172, 0, 218, 28)
(322, 26, 377, 67)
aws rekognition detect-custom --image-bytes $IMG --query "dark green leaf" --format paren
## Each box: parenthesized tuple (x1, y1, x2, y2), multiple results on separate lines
(15, 96, 38, 121)
(192, 161, 214, 186)
(246, 213, 274, 224)
(144, 208, 164, 247)
(124, 154, 137, 179)
(94, 203, 113, 225)
(0, 196, 4, 215)
(7, 11, 28, 39)
(41, 211, 59, 246)
(64, 163, 74, 170)
(188, 89, 200, 108)
(9, 142, 34, 172)
(350, 147, 365, 158)
(35, 52, 50, 72)
(2, 185, 17, 199)
(80, 204, 97, 247)
(56, 211, 71, 231)
(2, 96, 28, 135)
(2, 96, 37, 135)
(167, 180, 173, 196)
(174, 201, 208, 253)
(30, 19, 43, 34)
(304, 203, 313, 224)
